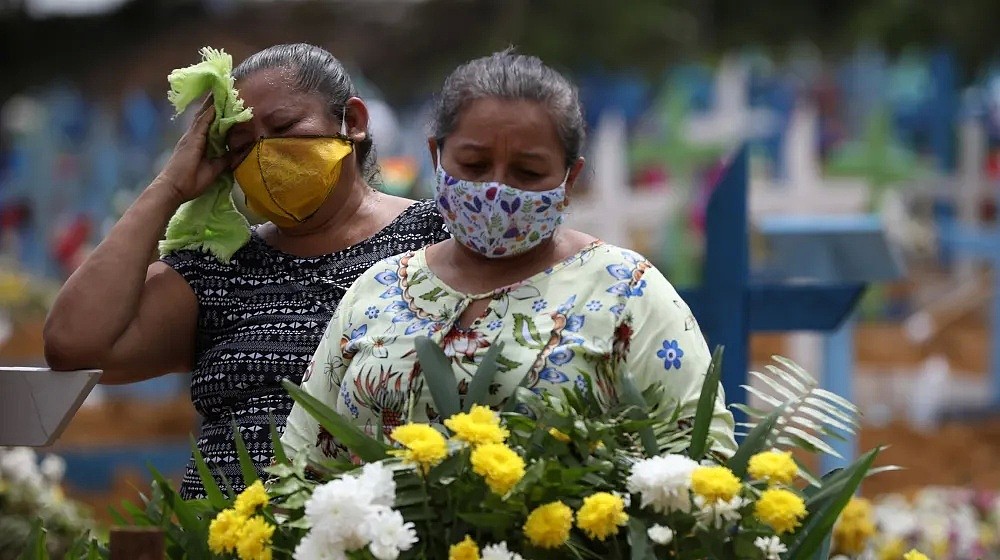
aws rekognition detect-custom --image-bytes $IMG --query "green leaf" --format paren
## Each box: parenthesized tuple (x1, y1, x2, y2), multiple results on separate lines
(232, 419, 260, 486)
(149, 467, 210, 557)
(465, 341, 504, 410)
(456, 512, 513, 531)
(269, 411, 288, 465)
(414, 336, 460, 419)
(619, 373, 659, 457)
(812, 532, 834, 560)
(282, 379, 390, 462)
(107, 506, 128, 526)
(190, 435, 228, 509)
(19, 518, 48, 560)
(689, 345, 723, 460)
(786, 447, 881, 559)
(628, 517, 655, 560)
(427, 450, 467, 485)
(121, 500, 149, 524)
(501, 371, 534, 413)
(728, 406, 783, 478)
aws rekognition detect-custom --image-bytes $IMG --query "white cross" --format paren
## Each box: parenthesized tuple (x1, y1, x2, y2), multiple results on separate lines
(564, 111, 679, 250)
(685, 55, 781, 146)
(750, 104, 869, 217)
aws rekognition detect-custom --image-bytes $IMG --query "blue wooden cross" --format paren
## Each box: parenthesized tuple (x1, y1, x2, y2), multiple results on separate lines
(676, 146, 866, 436)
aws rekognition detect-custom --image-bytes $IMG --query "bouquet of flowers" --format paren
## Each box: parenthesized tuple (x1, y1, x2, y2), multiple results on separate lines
(93, 340, 916, 560)
(0, 447, 97, 559)
(830, 487, 1000, 560)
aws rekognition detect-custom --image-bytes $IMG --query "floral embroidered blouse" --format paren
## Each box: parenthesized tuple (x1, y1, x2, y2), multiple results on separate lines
(282, 242, 736, 461)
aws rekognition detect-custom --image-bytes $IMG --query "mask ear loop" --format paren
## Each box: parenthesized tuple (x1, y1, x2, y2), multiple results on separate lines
(294, 104, 355, 225)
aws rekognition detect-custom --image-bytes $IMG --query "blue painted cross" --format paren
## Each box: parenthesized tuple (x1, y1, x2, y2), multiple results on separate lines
(677, 146, 866, 424)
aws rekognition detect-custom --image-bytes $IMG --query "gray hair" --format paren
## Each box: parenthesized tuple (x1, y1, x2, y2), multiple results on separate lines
(431, 48, 586, 166)
(233, 43, 379, 184)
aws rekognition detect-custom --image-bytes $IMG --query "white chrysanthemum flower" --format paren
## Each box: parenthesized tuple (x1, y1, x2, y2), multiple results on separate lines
(39, 454, 66, 483)
(693, 495, 746, 529)
(304, 478, 376, 548)
(754, 535, 787, 560)
(626, 454, 698, 514)
(294, 531, 348, 560)
(357, 462, 396, 508)
(481, 541, 525, 560)
(647, 524, 674, 545)
(0, 447, 44, 491)
(363, 508, 418, 560)
(873, 495, 917, 538)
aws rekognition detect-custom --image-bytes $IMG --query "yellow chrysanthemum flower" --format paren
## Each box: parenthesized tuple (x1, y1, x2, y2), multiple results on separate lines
(833, 497, 876, 555)
(445, 405, 509, 446)
(390, 423, 448, 472)
(754, 488, 807, 535)
(747, 450, 798, 486)
(576, 492, 629, 541)
(470, 442, 526, 495)
(903, 549, 930, 560)
(524, 501, 573, 549)
(931, 537, 949, 558)
(690, 466, 741, 503)
(878, 537, 907, 560)
(449, 535, 480, 560)
(234, 480, 270, 516)
(548, 428, 571, 443)
(208, 508, 245, 554)
(235, 515, 275, 560)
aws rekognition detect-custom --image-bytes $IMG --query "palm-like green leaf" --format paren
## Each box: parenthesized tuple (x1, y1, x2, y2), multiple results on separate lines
(20, 519, 48, 560)
(190, 436, 229, 507)
(232, 419, 260, 486)
(465, 342, 504, 410)
(688, 346, 723, 460)
(282, 379, 390, 462)
(414, 336, 460, 419)
(740, 356, 859, 459)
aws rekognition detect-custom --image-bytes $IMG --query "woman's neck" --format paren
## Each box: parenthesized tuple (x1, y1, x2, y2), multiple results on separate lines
(261, 176, 380, 257)
(428, 230, 591, 295)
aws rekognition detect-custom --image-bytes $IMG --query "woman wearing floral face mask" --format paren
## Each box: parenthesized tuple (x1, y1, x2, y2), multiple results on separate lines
(282, 49, 735, 460)
(44, 44, 449, 499)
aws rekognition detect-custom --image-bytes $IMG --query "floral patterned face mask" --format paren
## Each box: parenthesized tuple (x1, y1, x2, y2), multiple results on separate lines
(434, 153, 569, 258)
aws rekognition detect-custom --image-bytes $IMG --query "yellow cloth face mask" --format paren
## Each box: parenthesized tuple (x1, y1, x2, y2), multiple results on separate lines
(234, 136, 354, 229)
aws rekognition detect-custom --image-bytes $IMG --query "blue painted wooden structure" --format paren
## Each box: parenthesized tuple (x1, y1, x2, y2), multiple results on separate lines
(678, 146, 866, 418)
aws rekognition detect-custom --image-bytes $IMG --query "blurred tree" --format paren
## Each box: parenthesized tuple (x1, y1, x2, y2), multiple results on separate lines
(2, 0, 1000, 107)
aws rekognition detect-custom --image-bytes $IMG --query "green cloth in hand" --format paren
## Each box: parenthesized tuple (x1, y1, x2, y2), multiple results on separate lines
(158, 47, 253, 263)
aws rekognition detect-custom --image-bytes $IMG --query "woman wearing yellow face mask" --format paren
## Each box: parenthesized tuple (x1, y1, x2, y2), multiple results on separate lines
(43, 44, 449, 499)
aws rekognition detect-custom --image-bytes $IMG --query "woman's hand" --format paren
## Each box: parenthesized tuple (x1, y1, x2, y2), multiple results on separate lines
(154, 99, 232, 203)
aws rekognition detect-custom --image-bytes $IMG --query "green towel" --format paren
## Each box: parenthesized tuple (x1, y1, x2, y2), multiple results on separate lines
(158, 47, 254, 262)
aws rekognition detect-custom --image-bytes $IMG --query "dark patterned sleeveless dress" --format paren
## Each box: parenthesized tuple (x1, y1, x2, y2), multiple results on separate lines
(161, 200, 449, 499)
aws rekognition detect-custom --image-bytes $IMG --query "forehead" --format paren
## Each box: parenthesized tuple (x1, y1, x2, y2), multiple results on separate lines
(234, 66, 324, 113)
(449, 98, 564, 156)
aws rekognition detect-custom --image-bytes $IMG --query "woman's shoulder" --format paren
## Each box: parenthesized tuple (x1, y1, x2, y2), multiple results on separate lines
(346, 245, 428, 293)
(579, 242, 659, 272)
(574, 242, 679, 293)
(160, 247, 237, 283)
(382, 197, 449, 240)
